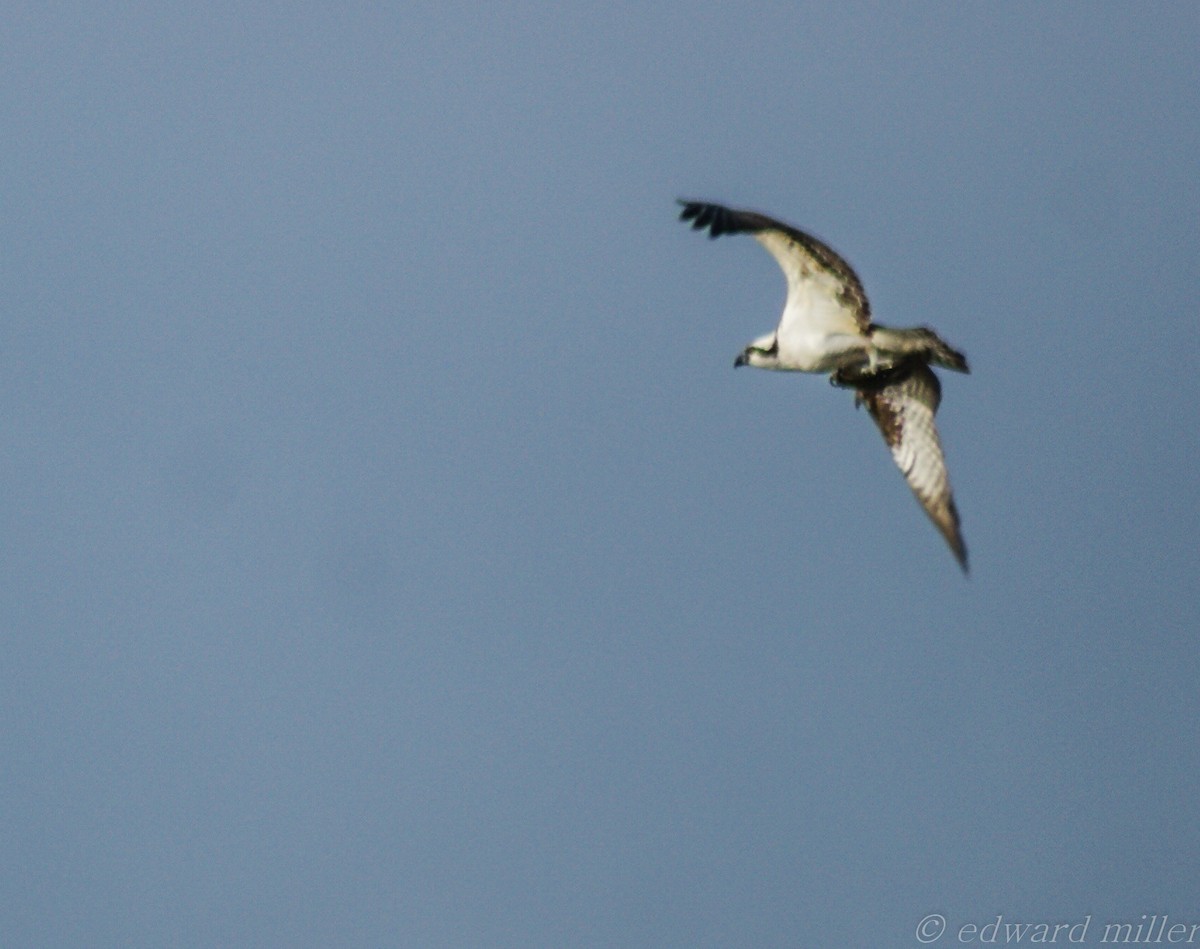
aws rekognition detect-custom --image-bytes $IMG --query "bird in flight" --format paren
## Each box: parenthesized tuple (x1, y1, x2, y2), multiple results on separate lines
(678, 200, 970, 571)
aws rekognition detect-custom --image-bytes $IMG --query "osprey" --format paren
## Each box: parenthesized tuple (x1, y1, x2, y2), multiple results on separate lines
(678, 200, 970, 571)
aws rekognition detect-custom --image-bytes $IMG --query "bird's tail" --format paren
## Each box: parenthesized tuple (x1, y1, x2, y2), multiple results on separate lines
(868, 325, 969, 373)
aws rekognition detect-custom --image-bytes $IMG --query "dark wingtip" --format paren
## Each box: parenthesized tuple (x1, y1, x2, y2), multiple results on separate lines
(955, 542, 970, 575)
(676, 199, 729, 238)
(946, 516, 969, 575)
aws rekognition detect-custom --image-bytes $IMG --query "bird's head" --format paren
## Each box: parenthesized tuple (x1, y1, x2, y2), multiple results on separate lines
(734, 333, 779, 369)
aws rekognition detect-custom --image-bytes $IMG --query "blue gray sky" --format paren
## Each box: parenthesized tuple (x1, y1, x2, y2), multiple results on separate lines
(4, 3, 1198, 946)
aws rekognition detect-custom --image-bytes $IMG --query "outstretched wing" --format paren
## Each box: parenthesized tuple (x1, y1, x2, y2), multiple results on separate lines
(677, 200, 871, 335)
(857, 365, 968, 571)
